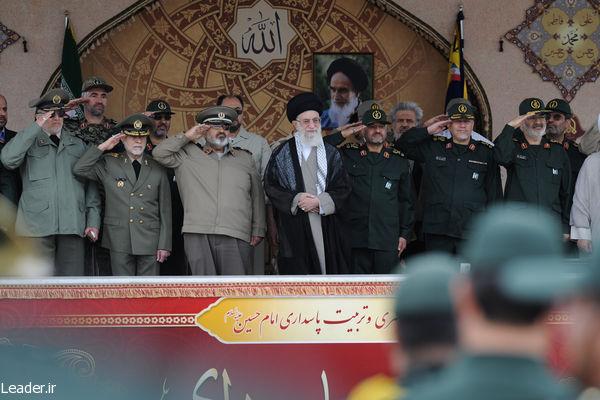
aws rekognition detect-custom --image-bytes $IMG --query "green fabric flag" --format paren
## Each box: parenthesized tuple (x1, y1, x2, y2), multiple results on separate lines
(60, 16, 82, 99)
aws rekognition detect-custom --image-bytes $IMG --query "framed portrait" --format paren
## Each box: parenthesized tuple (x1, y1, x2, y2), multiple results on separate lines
(313, 53, 374, 129)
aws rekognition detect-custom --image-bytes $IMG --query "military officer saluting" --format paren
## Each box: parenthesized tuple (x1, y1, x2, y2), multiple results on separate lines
(494, 98, 571, 233)
(340, 104, 413, 273)
(396, 99, 501, 253)
(0, 89, 101, 275)
(73, 114, 172, 276)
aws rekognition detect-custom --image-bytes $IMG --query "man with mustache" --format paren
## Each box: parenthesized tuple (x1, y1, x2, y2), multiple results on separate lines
(0, 89, 101, 275)
(0, 94, 20, 206)
(340, 104, 413, 273)
(73, 114, 172, 276)
(265, 92, 351, 274)
(494, 98, 572, 236)
(153, 106, 265, 275)
(396, 99, 501, 253)
(320, 57, 368, 130)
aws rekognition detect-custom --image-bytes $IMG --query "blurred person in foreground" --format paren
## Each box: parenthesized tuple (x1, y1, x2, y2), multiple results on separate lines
(406, 204, 573, 400)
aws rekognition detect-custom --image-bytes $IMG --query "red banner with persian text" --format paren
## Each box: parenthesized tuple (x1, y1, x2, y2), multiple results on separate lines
(0, 277, 571, 399)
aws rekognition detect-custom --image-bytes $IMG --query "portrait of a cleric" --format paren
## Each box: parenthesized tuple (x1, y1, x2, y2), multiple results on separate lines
(314, 55, 372, 131)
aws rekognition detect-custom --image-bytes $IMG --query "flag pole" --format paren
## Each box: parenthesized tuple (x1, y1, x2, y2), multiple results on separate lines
(458, 5, 466, 99)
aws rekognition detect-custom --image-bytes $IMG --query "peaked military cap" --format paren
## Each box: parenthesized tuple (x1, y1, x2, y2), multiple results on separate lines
(356, 100, 381, 120)
(195, 106, 237, 125)
(81, 76, 113, 93)
(545, 98, 572, 117)
(519, 97, 550, 116)
(461, 203, 570, 303)
(362, 103, 390, 125)
(28, 88, 71, 110)
(146, 100, 175, 115)
(395, 253, 458, 317)
(115, 113, 154, 136)
(326, 57, 368, 92)
(286, 92, 323, 122)
(446, 98, 476, 114)
(447, 99, 476, 120)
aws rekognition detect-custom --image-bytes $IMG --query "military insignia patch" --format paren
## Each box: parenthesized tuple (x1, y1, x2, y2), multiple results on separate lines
(383, 151, 390, 158)
(359, 150, 367, 157)
(530, 99, 541, 109)
(544, 143, 551, 149)
(458, 104, 468, 113)
(218, 112, 225, 119)
(548, 100, 558, 108)
(52, 95, 61, 104)
(158, 102, 167, 110)
(468, 143, 476, 151)
(372, 110, 382, 120)
(446, 142, 452, 149)
(521, 142, 528, 150)
(117, 179, 125, 188)
(133, 120, 143, 129)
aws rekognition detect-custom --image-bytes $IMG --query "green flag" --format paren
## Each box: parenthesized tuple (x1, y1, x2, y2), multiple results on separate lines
(60, 16, 82, 101)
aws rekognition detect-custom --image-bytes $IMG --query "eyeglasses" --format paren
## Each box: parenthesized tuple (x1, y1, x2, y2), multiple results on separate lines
(152, 114, 171, 121)
(546, 113, 565, 121)
(296, 117, 321, 126)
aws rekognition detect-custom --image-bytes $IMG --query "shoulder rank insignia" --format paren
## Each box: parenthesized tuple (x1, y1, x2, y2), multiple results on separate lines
(343, 142, 361, 150)
(521, 142, 528, 150)
(433, 136, 447, 142)
(392, 148, 405, 157)
(544, 143, 551, 149)
(468, 143, 476, 151)
(108, 152, 120, 158)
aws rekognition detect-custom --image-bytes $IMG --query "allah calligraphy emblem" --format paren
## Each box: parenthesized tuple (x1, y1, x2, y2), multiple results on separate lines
(133, 120, 143, 129)
(52, 95, 61, 104)
(458, 104, 468, 113)
(505, 0, 600, 101)
(372, 110, 382, 119)
(228, 0, 296, 68)
(158, 102, 167, 110)
(531, 99, 541, 109)
(548, 99, 559, 108)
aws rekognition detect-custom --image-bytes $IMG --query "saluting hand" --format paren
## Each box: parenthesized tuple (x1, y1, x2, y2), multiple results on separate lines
(156, 250, 170, 263)
(507, 113, 533, 129)
(339, 122, 366, 138)
(64, 97, 90, 110)
(35, 111, 54, 128)
(423, 114, 449, 128)
(184, 124, 210, 142)
(426, 118, 451, 135)
(97, 133, 126, 152)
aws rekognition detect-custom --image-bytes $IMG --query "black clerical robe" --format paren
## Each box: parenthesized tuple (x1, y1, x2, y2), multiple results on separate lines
(264, 138, 351, 274)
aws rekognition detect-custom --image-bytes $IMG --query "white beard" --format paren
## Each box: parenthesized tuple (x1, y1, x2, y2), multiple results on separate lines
(522, 124, 545, 138)
(206, 135, 229, 148)
(295, 125, 324, 148)
(328, 94, 359, 127)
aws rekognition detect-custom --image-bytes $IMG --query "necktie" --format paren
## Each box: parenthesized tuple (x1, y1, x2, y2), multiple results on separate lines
(49, 135, 60, 146)
(132, 160, 141, 179)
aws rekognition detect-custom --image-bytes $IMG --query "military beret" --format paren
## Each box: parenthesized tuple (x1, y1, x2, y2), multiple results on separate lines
(395, 253, 458, 317)
(146, 100, 175, 115)
(28, 88, 71, 110)
(115, 113, 154, 136)
(362, 103, 390, 125)
(195, 106, 237, 125)
(461, 203, 568, 303)
(286, 92, 323, 122)
(545, 98, 572, 117)
(518, 98, 550, 116)
(81, 76, 113, 93)
(326, 57, 368, 92)
(447, 100, 476, 120)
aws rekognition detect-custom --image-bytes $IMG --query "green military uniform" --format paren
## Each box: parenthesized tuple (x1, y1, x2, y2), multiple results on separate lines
(405, 205, 574, 400)
(73, 114, 172, 276)
(0, 89, 101, 275)
(494, 98, 572, 232)
(340, 106, 413, 273)
(397, 101, 501, 253)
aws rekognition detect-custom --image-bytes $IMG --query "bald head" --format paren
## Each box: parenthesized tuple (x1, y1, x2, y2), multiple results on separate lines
(0, 95, 7, 130)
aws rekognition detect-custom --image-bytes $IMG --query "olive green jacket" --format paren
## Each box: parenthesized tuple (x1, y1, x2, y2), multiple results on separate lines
(0, 123, 101, 237)
(73, 146, 172, 255)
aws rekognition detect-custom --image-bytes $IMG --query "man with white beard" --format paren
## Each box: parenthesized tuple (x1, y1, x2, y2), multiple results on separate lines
(153, 106, 265, 275)
(265, 92, 351, 274)
(320, 58, 368, 130)
(494, 98, 571, 235)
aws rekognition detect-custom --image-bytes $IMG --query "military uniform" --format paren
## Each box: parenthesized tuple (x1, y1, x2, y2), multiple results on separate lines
(73, 114, 172, 276)
(0, 89, 101, 275)
(494, 98, 572, 232)
(340, 106, 413, 274)
(396, 102, 501, 253)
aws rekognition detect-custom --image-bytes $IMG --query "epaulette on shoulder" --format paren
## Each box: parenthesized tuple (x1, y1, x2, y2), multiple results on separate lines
(107, 152, 120, 158)
(475, 140, 494, 149)
(233, 146, 252, 155)
(391, 148, 405, 157)
(342, 142, 361, 150)
(432, 135, 447, 142)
